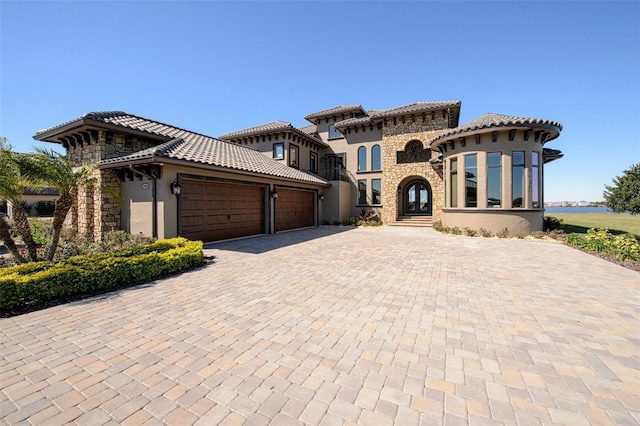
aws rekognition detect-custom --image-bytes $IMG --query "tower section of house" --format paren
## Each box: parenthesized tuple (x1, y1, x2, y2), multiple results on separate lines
(430, 113, 563, 233)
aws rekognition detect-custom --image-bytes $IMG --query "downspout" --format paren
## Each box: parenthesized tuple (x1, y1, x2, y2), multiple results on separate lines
(130, 165, 158, 239)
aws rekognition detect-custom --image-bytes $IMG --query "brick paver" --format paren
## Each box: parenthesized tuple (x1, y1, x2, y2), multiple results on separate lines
(1, 226, 639, 424)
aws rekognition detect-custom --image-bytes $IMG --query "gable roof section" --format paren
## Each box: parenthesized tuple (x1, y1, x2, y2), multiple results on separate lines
(304, 105, 367, 123)
(34, 111, 329, 186)
(429, 113, 563, 146)
(334, 101, 462, 129)
(218, 121, 327, 147)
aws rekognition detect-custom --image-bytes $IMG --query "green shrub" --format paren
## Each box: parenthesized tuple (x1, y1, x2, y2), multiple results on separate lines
(464, 227, 477, 237)
(567, 228, 640, 261)
(0, 238, 203, 313)
(496, 228, 509, 238)
(543, 216, 563, 231)
(479, 228, 493, 238)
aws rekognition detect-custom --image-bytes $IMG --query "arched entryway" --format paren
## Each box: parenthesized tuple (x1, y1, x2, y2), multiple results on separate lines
(401, 179, 432, 216)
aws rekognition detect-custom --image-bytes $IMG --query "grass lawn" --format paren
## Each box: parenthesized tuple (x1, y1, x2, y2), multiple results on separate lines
(545, 212, 640, 236)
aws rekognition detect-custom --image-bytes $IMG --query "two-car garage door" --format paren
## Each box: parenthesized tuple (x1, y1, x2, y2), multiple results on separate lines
(180, 178, 316, 242)
(180, 179, 265, 242)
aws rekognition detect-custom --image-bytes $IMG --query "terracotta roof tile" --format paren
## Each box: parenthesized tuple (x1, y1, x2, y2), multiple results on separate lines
(37, 111, 328, 186)
(429, 112, 563, 145)
(218, 121, 326, 147)
(304, 105, 366, 122)
(334, 101, 461, 128)
(101, 137, 329, 185)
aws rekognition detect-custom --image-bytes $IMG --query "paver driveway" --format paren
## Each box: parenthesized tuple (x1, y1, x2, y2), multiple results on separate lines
(1, 226, 639, 425)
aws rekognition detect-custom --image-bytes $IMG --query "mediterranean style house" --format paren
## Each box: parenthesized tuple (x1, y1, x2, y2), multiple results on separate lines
(33, 100, 563, 242)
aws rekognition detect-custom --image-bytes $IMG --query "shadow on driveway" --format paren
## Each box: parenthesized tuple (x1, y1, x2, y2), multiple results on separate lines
(203, 226, 355, 254)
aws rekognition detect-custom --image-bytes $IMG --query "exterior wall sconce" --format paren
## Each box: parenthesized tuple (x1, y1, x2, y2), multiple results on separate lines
(170, 178, 182, 195)
(318, 192, 324, 201)
(271, 188, 278, 199)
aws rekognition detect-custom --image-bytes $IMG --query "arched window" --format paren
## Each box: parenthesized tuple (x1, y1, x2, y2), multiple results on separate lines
(357, 146, 367, 171)
(371, 145, 381, 170)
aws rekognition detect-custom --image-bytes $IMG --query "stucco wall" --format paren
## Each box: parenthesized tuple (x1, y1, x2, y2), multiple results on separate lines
(439, 128, 546, 232)
(443, 210, 543, 234)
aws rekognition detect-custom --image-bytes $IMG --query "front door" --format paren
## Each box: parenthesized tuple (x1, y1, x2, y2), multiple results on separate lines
(404, 181, 432, 215)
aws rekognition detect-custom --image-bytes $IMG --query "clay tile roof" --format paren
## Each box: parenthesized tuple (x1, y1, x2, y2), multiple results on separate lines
(372, 101, 461, 119)
(334, 102, 461, 128)
(101, 137, 329, 185)
(218, 121, 326, 148)
(429, 112, 563, 145)
(304, 105, 366, 122)
(36, 111, 329, 186)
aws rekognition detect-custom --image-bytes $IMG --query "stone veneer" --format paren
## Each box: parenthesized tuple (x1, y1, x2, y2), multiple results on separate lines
(381, 114, 449, 224)
(64, 131, 155, 241)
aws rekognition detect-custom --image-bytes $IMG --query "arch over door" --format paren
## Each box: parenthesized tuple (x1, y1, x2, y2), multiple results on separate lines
(404, 180, 432, 216)
(275, 188, 315, 232)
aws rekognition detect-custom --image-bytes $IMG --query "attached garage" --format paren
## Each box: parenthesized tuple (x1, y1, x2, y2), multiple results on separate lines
(180, 178, 266, 242)
(275, 187, 315, 232)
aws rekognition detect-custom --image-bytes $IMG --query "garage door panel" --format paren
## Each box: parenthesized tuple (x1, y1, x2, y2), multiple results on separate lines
(181, 179, 265, 242)
(276, 188, 315, 232)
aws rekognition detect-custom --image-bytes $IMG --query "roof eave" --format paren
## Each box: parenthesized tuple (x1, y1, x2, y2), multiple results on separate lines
(34, 118, 170, 144)
(430, 123, 561, 148)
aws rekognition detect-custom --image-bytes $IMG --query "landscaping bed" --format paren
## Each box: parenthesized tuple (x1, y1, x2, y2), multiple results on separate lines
(0, 238, 203, 317)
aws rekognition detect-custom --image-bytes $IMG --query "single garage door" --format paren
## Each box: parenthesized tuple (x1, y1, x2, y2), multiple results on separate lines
(275, 188, 315, 232)
(181, 179, 265, 242)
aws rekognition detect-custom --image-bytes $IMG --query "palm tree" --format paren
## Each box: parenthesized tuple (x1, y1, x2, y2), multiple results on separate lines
(17, 148, 95, 261)
(0, 138, 36, 262)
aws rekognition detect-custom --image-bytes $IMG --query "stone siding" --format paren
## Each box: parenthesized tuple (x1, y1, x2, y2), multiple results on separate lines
(65, 130, 155, 240)
(381, 114, 449, 224)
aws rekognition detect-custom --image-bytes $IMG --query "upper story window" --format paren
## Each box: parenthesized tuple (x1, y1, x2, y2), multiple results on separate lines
(487, 152, 502, 208)
(328, 124, 343, 140)
(512, 151, 525, 207)
(357, 146, 367, 171)
(310, 152, 318, 173)
(465, 154, 477, 207)
(371, 145, 381, 170)
(289, 144, 299, 168)
(273, 142, 284, 160)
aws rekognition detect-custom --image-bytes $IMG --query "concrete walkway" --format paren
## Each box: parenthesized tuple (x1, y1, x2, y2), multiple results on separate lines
(1, 227, 639, 425)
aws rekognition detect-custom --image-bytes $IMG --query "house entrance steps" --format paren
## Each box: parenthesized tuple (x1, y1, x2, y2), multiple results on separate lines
(390, 215, 433, 227)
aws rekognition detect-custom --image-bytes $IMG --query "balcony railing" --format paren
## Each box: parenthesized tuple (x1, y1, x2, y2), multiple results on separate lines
(310, 167, 352, 182)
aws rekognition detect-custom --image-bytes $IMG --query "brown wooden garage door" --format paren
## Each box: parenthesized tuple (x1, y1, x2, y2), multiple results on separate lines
(180, 179, 265, 242)
(275, 188, 315, 232)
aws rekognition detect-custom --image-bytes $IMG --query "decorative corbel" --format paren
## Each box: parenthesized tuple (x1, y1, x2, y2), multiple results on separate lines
(509, 130, 516, 141)
(475, 134, 481, 145)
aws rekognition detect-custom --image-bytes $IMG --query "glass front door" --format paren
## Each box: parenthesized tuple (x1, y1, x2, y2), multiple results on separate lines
(404, 181, 431, 215)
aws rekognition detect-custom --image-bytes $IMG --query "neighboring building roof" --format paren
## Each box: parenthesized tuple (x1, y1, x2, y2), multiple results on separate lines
(334, 101, 462, 129)
(430, 112, 563, 145)
(304, 105, 367, 123)
(218, 121, 327, 147)
(34, 111, 329, 186)
(100, 137, 329, 185)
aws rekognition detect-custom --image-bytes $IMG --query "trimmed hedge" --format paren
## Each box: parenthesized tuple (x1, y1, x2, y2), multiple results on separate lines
(0, 238, 203, 312)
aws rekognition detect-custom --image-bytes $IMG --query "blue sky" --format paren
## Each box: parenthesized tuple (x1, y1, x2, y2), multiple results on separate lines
(1, 1, 638, 202)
